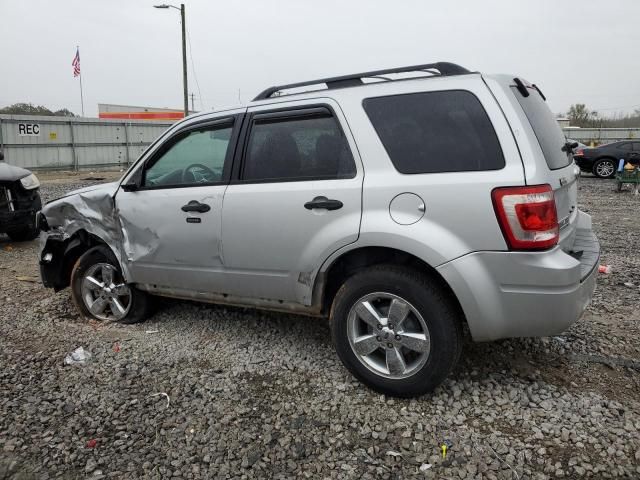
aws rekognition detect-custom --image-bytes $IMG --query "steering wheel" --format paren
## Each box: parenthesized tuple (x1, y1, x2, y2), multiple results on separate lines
(182, 163, 217, 184)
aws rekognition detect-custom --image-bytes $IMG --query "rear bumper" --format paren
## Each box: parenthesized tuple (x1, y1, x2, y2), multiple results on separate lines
(437, 210, 599, 341)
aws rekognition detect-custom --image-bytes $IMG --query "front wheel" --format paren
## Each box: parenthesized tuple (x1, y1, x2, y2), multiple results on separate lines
(71, 246, 150, 324)
(330, 265, 463, 397)
(593, 158, 616, 178)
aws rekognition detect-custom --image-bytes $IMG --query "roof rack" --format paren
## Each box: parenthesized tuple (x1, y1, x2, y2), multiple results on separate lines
(253, 62, 471, 101)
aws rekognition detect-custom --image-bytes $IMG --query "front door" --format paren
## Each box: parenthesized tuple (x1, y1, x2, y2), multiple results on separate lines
(116, 114, 242, 293)
(221, 102, 363, 304)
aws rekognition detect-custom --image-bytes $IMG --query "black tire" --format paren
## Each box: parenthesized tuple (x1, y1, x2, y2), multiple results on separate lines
(71, 245, 150, 324)
(592, 158, 616, 179)
(7, 226, 39, 242)
(330, 265, 463, 398)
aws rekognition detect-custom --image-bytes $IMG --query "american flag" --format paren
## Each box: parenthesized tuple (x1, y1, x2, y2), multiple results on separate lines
(72, 48, 81, 77)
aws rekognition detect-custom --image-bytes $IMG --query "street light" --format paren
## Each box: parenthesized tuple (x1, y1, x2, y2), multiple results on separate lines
(153, 3, 188, 117)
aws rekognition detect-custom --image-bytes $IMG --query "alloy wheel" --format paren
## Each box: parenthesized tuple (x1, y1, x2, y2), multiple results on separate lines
(81, 263, 132, 321)
(347, 292, 431, 379)
(596, 160, 615, 178)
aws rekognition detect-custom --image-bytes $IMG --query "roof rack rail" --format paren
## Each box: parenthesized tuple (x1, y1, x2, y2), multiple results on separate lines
(253, 62, 471, 101)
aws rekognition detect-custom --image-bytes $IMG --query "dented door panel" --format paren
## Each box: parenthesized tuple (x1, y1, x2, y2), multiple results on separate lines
(116, 186, 227, 292)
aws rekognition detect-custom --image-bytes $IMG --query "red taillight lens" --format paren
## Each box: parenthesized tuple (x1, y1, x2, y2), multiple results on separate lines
(492, 185, 559, 250)
(574, 149, 584, 156)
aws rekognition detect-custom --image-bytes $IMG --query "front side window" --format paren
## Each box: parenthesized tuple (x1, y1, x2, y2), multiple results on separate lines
(242, 113, 356, 182)
(363, 90, 505, 174)
(143, 125, 232, 187)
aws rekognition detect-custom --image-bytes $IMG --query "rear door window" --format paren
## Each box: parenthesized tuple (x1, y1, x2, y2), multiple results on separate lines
(511, 85, 572, 170)
(363, 90, 504, 174)
(242, 111, 356, 182)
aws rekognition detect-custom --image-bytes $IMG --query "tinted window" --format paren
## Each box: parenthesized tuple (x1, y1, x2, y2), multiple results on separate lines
(512, 86, 572, 170)
(362, 90, 504, 174)
(633, 143, 640, 151)
(143, 126, 232, 187)
(242, 114, 355, 182)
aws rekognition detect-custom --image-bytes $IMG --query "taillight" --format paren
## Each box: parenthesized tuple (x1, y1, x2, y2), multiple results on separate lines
(574, 149, 584, 156)
(492, 185, 559, 250)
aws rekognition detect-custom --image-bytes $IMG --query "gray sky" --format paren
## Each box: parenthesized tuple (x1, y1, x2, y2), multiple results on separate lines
(1, 0, 639, 117)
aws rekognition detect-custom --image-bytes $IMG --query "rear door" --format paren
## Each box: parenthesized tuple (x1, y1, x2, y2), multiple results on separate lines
(220, 100, 363, 304)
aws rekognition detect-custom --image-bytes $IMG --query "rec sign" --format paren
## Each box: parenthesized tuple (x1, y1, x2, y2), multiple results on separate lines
(17, 123, 40, 136)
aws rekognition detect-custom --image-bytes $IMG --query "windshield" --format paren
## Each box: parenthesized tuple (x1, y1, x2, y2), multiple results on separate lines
(512, 85, 572, 170)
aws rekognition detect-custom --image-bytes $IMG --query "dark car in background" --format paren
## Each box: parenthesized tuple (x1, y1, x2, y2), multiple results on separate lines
(0, 150, 42, 241)
(574, 140, 640, 178)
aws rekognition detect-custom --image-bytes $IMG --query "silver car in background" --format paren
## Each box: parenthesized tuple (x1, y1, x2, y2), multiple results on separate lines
(38, 62, 599, 397)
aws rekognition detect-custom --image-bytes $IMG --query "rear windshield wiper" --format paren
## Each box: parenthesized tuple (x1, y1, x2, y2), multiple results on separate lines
(532, 84, 546, 101)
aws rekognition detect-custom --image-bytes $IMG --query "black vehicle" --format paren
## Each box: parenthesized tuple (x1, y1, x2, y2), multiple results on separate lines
(574, 140, 640, 178)
(0, 150, 42, 241)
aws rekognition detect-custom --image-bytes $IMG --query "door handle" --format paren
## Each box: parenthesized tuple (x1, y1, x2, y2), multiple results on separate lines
(304, 196, 343, 211)
(181, 200, 211, 213)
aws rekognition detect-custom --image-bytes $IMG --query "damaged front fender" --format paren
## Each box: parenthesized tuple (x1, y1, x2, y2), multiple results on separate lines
(39, 182, 130, 287)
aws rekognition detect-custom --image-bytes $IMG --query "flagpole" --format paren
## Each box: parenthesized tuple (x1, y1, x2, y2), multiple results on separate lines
(77, 46, 85, 117)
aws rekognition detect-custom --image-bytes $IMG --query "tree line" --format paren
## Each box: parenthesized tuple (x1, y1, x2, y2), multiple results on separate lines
(564, 104, 640, 128)
(0, 103, 76, 117)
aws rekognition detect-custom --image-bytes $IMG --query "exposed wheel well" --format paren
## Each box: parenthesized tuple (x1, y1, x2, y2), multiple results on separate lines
(319, 246, 465, 321)
(48, 230, 112, 291)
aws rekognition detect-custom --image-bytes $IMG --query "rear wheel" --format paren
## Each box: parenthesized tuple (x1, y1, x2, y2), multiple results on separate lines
(7, 226, 39, 242)
(593, 158, 616, 178)
(71, 246, 150, 324)
(330, 265, 463, 397)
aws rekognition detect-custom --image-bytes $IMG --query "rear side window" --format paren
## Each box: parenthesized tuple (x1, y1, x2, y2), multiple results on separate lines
(242, 113, 356, 182)
(363, 90, 504, 174)
(511, 85, 572, 170)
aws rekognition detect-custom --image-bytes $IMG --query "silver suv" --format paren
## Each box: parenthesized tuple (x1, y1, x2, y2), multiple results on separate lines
(39, 62, 599, 397)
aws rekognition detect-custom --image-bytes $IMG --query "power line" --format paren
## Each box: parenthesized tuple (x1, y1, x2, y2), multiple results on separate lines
(185, 26, 204, 111)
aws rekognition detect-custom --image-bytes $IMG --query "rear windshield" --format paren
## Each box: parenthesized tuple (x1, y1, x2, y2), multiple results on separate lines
(512, 85, 572, 170)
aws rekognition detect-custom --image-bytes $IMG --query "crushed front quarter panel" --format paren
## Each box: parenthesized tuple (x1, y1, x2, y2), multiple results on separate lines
(39, 182, 134, 280)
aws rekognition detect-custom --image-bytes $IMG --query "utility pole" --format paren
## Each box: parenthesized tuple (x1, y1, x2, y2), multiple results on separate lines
(180, 4, 188, 117)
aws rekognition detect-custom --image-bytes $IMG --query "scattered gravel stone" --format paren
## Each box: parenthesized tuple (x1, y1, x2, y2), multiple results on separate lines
(0, 173, 638, 478)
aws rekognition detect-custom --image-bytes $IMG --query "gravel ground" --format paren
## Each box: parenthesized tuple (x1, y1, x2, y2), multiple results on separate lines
(0, 173, 639, 479)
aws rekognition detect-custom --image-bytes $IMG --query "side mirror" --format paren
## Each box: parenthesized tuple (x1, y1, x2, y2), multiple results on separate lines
(121, 181, 139, 192)
(121, 168, 142, 192)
